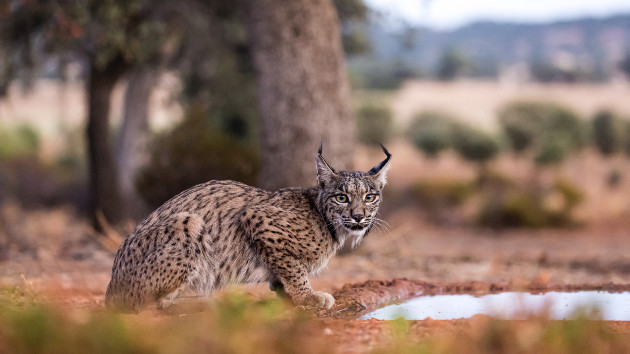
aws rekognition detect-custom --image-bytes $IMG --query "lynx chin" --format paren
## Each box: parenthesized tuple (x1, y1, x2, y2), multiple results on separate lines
(105, 144, 391, 312)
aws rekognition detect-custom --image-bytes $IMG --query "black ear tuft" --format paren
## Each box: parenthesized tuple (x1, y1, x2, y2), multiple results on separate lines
(379, 143, 391, 159)
(318, 142, 323, 156)
(368, 144, 392, 175)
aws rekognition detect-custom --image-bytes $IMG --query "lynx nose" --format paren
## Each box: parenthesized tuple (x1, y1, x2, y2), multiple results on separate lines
(351, 214, 364, 223)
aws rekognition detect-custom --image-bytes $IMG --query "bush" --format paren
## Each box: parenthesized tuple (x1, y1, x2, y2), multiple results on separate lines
(0, 124, 86, 208)
(477, 177, 584, 228)
(592, 110, 623, 156)
(534, 137, 571, 165)
(411, 179, 476, 207)
(451, 123, 501, 164)
(592, 111, 619, 155)
(498, 103, 543, 153)
(498, 101, 586, 165)
(0, 124, 40, 160)
(0, 292, 327, 354)
(137, 109, 259, 208)
(408, 178, 476, 225)
(408, 112, 455, 157)
(356, 104, 393, 145)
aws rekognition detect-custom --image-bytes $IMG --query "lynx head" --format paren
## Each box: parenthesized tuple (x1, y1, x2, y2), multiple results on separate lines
(315, 144, 391, 248)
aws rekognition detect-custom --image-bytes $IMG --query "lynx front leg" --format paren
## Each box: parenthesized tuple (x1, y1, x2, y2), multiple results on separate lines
(265, 254, 334, 309)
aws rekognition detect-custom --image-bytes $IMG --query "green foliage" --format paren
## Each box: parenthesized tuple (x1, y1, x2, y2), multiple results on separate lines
(0, 124, 40, 160)
(0, 292, 325, 354)
(411, 179, 476, 207)
(0, 124, 86, 207)
(333, 0, 368, 21)
(477, 177, 584, 228)
(498, 101, 586, 165)
(591, 110, 623, 156)
(408, 112, 500, 163)
(374, 309, 630, 354)
(341, 29, 370, 55)
(356, 104, 393, 145)
(334, 0, 370, 55)
(137, 108, 259, 207)
(498, 103, 542, 153)
(410, 179, 476, 224)
(436, 48, 469, 81)
(451, 124, 501, 163)
(408, 112, 455, 158)
(534, 137, 571, 165)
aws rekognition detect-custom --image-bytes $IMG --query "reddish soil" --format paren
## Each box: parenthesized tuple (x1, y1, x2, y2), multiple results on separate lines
(2, 198, 630, 352)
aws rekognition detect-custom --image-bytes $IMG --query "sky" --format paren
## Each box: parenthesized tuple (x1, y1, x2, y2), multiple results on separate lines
(365, 0, 630, 29)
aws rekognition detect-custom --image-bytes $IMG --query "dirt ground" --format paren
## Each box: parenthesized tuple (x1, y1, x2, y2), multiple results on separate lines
(2, 138, 630, 352)
(1, 200, 630, 352)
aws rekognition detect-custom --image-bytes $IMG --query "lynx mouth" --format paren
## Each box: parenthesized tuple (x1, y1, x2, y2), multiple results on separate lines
(344, 223, 367, 231)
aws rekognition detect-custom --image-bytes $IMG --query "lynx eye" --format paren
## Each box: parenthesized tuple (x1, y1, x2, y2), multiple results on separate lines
(364, 194, 378, 203)
(334, 194, 349, 203)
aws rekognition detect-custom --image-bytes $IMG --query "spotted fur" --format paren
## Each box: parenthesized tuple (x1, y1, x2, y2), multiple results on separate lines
(105, 145, 391, 312)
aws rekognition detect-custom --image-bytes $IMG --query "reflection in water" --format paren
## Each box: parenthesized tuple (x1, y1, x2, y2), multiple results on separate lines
(360, 292, 630, 321)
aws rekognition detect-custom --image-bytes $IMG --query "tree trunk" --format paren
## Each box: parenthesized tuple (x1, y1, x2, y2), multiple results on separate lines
(242, 0, 355, 190)
(116, 67, 157, 220)
(86, 60, 126, 229)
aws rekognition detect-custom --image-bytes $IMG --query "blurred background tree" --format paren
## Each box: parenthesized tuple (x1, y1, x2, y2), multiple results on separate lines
(408, 112, 455, 158)
(498, 101, 586, 166)
(591, 110, 624, 156)
(242, 0, 355, 190)
(1, 0, 179, 227)
(436, 48, 470, 81)
(0, 0, 366, 227)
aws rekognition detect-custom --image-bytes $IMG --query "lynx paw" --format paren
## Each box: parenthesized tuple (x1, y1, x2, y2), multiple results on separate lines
(302, 291, 335, 309)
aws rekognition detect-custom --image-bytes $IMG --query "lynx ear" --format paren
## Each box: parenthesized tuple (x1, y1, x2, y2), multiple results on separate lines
(368, 144, 392, 188)
(316, 143, 338, 187)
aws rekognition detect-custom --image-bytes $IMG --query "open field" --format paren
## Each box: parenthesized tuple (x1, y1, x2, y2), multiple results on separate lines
(356, 79, 630, 130)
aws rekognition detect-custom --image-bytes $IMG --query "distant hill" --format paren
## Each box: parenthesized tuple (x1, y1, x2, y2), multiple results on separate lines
(348, 14, 630, 87)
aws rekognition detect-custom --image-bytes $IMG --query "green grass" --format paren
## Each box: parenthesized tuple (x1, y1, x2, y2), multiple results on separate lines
(375, 314, 630, 354)
(2, 289, 628, 354)
(0, 291, 328, 354)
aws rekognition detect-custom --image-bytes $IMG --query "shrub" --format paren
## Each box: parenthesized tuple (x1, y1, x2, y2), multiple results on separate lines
(356, 104, 393, 145)
(411, 179, 476, 207)
(137, 109, 259, 208)
(498, 103, 544, 153)
(477, 177, 584, 228)
(592, 110, 624, 156)
(0, 124, 40, 160)
(0, 125, 86, 207)
(498, 101, 586, 164)
(534, 136, 571, 166)
(451, 123, 501, 164)
(408, 112, 455, 157)
(408, 178, 476, 225)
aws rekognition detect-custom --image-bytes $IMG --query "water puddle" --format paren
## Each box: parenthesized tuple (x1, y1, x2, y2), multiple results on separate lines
(360, 291, 630, 321)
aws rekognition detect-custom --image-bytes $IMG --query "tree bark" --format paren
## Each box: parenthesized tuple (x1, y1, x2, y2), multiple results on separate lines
(242, 0, 355, 190)
(86, 59, 126, 229)
(116, 67, 156, 220)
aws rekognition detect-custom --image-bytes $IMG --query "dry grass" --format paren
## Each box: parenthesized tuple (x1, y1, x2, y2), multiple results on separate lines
(378, 80, 630, 130)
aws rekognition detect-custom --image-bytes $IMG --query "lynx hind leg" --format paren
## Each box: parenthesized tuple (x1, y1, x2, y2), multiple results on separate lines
(150, 213, 207, 310)
(109, 213, 207, 312)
